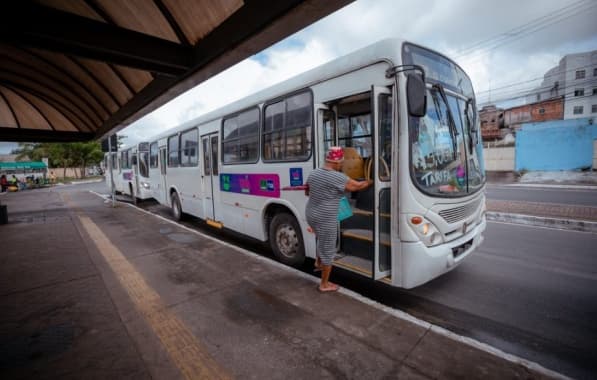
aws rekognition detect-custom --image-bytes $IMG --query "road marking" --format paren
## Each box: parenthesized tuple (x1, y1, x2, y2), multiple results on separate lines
(77, 214, 230, 380)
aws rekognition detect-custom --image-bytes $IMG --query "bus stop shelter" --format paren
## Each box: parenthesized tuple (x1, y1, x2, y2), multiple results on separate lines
(0, 0, 351, 143)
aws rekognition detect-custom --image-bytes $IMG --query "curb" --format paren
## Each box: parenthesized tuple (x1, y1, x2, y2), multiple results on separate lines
(57, 179, 104, 186)
(486, 212, 597, 233)
(504, 183, 597, 190)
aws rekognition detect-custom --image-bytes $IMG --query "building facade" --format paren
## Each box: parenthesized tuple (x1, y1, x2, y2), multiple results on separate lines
(479, 105, 504, 140)
(526, 50, 597, 120)
(504, 96, 564, 130)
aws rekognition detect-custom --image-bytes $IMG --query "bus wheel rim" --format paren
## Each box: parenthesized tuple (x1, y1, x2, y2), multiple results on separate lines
(276, 224, 298, 258)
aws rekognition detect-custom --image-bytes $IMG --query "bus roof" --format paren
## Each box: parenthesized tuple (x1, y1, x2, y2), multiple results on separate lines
(150, 38, 408, 142)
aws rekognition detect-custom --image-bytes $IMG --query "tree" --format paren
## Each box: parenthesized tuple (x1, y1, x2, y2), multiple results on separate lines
(69, 141, 104, 178)
(14, 142, 46, 162)
(13, 141, 105, 179)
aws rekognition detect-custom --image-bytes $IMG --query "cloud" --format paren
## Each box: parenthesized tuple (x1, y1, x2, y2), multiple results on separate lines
(121, 38, 334, 145)
(120, 0, 597, 143)
(0, 142, 17, 154)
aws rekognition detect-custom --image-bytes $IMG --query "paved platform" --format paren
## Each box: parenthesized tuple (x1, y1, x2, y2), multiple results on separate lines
(0, 189, 563, 379)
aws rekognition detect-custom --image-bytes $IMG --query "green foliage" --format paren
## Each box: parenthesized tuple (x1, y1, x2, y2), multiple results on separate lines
(13, 141, 104, 178)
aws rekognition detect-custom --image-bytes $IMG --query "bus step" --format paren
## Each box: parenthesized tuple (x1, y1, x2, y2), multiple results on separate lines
(351, 208, 390, 219)
(341, 229, 390, 247)
(334, 255, 372, 276)
(206, 219, 223, 229)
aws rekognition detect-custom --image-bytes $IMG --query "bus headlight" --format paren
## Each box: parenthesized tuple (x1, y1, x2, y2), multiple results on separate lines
(408, 214, 444, 247)
(141, 181, 150, 189)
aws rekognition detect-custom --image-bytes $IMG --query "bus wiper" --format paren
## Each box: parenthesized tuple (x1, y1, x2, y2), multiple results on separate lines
(432, 83, 458, 160)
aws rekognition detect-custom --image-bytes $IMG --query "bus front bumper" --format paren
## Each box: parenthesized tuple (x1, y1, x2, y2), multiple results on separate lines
(397, 216, 487, 289)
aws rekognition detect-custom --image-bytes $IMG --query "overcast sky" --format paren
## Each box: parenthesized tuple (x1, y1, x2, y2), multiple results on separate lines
(1, 0, 596, 153)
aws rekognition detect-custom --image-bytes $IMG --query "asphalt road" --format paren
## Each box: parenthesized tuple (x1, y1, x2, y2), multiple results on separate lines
(388, 222, 597, 380)
(487, 183, 597, 207)
(63, 180, 597, 379)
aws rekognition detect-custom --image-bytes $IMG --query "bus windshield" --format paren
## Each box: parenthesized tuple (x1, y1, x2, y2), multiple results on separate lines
(403, 43, 485, 197)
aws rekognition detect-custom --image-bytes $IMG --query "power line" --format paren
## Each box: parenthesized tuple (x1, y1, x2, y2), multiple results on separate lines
(478, 82, 597, 107)
(475, 63, 596, 96)
(477, 77, 597, 104)
(455, 0, 596, 61)
(480, 76, 597, 101)
(455, 0, 589, 57)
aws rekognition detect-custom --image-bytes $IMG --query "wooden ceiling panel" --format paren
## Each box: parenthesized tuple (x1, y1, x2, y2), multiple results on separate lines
(0, 0, 352, 142)
(34, 0, 105, 22)
(0, 75, 96, 131)
(166, 0, 243, 45)
(2, 87, 52, 131)
(98, 0, 180, 43)
(77, 58, 133, 108)
(112, 65, 153, 94)
(0, 87, 19, 128)
(18, 92, 80, 132)
(0, 59, 103, 125)
(0, 45, 110, 122)
(31, 49, 121, 114)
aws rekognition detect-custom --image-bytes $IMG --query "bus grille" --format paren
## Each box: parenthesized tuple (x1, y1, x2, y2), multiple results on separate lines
(439, 198, 482, 224)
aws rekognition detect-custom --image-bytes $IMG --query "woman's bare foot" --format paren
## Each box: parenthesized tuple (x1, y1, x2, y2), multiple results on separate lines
(318, 283, 339, 292)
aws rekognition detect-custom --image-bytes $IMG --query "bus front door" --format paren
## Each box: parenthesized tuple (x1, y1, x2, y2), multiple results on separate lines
(201, 134, 219, 225)
(320, 87, 392, 281)
(372, 85, 392, 280)
(158, 147, 168, 205)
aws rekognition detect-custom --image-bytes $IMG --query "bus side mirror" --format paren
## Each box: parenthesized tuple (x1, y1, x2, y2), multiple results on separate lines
(407, 74, 427, 117)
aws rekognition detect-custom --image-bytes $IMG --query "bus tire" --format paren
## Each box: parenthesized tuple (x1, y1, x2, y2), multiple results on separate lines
(269, 213, 305, 267)
(171, 192, 182, 221)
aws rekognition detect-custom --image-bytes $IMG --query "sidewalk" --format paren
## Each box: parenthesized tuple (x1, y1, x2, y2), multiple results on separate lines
(0, 189, 564, 379)
(486, 171, 597, 233)
(486, 170, 597, 187)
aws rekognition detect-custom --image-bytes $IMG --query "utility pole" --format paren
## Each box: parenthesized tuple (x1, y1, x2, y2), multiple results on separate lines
(108, 135, 116, 208)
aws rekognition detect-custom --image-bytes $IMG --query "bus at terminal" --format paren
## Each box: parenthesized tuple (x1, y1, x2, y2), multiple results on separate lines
(144, 38, 486, 288)
(104, 142, 152, 201)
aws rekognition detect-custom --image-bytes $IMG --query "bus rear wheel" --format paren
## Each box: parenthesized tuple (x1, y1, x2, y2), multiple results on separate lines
(171, 192, 182, 221)
(269, 213, 305, 267)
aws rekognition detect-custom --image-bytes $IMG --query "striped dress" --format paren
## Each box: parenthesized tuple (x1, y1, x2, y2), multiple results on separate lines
(305, 168, 349, 265)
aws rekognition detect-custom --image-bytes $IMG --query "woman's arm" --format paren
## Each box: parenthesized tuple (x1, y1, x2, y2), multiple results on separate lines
(345, 178, 372, 192)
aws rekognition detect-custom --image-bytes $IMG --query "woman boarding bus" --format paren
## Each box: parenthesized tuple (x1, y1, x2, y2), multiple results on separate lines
(147, 38, 486, 289)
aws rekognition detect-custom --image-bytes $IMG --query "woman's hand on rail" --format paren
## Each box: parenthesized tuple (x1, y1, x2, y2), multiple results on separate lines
(345, 178, 372, 192)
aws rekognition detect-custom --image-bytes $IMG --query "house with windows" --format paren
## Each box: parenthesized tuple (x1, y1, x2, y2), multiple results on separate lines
(503, 96, 564, 131)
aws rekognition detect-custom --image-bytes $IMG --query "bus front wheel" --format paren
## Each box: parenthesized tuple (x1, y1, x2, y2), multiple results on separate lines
(171, 192, 182, 221)
(269, 213, 305, 267)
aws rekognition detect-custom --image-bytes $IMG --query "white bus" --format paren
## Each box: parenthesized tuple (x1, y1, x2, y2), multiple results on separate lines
(147, 38, 486, 288)
(104, 142, 152, 201)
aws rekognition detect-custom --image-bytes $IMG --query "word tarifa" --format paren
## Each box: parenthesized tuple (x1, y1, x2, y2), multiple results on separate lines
(421, 170, 451, 187)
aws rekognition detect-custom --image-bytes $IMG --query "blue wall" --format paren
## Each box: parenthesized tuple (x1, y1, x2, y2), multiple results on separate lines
(515, 118, 597, 171)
